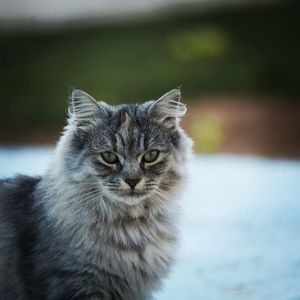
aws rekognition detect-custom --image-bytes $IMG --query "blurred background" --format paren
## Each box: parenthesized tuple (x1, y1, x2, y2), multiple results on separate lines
(1, 0, 299, 155)
(1, 0, 300, 299)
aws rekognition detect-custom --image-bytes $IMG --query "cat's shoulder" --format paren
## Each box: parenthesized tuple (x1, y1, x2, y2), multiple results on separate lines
(0, 176, 42, 299)
(0, 175, 41, 210)
(0, 174, 41, 190)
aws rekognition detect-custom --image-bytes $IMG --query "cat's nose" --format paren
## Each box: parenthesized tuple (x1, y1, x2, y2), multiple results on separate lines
(125, 178, 141, 189)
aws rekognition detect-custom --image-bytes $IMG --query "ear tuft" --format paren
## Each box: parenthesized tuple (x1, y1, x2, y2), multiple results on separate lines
(71, 89, 99, 117)
(152, 89, 187, 127)
(69, 89, 107, 130)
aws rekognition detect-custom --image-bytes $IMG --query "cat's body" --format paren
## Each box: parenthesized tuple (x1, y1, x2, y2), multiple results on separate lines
(0, 89, 192, 300)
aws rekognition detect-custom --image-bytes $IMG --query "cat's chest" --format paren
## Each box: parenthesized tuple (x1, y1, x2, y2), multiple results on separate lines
(71, 214, 177, 278)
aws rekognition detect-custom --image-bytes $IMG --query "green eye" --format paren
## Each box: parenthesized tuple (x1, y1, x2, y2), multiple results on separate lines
(101, 151, 118, 164)
(143, 150, 159, 163)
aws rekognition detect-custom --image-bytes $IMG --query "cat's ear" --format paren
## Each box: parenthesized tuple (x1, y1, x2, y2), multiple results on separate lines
(69, 89, 108, 130)
(151, 89, 187, 127)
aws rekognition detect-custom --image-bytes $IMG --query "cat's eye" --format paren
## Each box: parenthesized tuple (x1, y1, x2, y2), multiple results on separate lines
(143, 150, 159, 163)
(101, 151, 118, 164)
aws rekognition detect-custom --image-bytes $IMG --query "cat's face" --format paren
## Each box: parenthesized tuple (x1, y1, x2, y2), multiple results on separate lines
(64, 89, 191, 206)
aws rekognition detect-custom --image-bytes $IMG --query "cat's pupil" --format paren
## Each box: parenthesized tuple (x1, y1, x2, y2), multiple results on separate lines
(143, 150, 159, 163)
(102, 151, 118, 164)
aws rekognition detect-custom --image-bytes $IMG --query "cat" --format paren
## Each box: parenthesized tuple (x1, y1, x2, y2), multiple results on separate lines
(0, 88, 192, 300)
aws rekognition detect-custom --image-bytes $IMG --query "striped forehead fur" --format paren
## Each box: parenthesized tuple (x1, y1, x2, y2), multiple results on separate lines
(124, 113, 132, 130)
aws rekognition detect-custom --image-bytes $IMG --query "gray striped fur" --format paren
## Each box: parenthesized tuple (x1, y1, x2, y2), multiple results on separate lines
(0, 89, 192, 300)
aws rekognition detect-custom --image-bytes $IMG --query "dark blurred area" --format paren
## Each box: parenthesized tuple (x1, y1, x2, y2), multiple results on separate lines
(0, 0, 299, 156)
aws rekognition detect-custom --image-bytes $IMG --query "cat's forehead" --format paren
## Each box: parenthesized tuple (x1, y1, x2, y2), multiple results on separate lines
(114, 104, 168, 150)
(111, 102, 151, 123)
(107, 103, 145, 131)
(91, 103, 172, 153)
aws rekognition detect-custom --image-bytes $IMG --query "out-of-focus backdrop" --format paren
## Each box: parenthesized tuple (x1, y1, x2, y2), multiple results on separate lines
(1, 0, 299, 155)
(1, 0, 300, 299)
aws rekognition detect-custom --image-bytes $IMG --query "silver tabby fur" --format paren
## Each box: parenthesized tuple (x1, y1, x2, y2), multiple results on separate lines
(0, 89, 192, 300)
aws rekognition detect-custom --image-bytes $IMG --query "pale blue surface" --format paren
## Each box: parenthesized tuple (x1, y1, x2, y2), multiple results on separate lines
(1, 147, 300, 300)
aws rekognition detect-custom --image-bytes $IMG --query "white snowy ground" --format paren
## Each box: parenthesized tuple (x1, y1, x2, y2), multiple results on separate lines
(1, 147, 300, 300)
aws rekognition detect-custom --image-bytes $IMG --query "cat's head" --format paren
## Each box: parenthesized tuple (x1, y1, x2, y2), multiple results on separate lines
(59, 89, 192, 206)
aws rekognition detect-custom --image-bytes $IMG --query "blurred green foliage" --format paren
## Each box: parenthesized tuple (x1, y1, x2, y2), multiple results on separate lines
(0, 0, 299, 130)
(191, 114, 224, 153)
(169, 27, 230, 61)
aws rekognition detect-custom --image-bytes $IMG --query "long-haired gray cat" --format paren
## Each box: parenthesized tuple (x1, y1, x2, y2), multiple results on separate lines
(0, 89, 192, 300)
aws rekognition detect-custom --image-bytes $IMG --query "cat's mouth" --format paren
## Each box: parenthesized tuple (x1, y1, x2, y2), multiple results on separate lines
(107, 188, 150, 205)
(117, 189, 146, 198)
